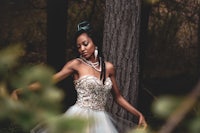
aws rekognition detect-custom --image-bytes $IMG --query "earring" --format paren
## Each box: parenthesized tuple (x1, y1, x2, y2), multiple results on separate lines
(94, 47, 98, 60)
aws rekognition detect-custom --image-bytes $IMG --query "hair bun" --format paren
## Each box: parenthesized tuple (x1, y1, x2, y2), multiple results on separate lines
(77, 21, 92, 32)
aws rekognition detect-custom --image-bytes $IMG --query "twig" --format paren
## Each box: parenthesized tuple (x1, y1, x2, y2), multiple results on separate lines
(158, 79, 200, 133)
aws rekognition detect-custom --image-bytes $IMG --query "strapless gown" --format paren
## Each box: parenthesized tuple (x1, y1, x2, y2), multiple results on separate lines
(31, 75, 118, 133)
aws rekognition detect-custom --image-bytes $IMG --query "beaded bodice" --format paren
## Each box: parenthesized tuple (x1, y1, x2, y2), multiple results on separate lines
(74, 75, 112, 111)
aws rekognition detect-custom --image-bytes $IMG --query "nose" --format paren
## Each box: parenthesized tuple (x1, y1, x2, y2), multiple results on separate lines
(80, 45, 86, 51)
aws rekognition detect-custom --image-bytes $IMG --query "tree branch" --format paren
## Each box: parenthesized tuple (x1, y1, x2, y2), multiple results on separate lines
(158, 79, 200, 133)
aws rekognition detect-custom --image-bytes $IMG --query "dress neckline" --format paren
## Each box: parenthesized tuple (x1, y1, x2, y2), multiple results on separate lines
(74, 75, 111, 83)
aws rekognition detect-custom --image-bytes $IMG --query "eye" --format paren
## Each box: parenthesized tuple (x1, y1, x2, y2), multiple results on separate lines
(83, 41, 89, 46)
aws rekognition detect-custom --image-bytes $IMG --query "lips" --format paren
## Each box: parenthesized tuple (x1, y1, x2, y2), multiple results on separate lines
(82, 52, 87, 57)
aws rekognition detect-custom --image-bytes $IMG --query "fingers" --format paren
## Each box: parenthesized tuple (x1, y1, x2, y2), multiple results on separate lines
(140, 122, 148, 129)
(10, 91, 18, 100)
(138, 116, 148, 129)
(138, 121, 147, 129)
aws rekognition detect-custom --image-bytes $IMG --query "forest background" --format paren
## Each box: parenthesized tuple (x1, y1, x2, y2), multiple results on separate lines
(0, 0, 200, 133)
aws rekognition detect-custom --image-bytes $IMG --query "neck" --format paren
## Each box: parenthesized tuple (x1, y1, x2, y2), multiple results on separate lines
(91, 58, 98, 63)
(80, 56, 101, 72)
(81, 56, 98, 63)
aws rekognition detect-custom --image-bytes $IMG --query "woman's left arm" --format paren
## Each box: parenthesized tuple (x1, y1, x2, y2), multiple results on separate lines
(107, 62, 147, 128)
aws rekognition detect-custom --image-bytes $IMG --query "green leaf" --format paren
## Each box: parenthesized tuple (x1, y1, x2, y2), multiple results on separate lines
(152, 95, 182, 118)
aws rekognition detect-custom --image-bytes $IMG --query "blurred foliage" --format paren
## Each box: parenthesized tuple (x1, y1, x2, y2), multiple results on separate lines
(152, 95, 182, 119)
(0, 0, 47, 64)
(0, 0, 199, 78)
(0, 0, 104, 62)
(0, 44, 87, 133)
(143, 0, 200, 78)
(139, 1, 200, 131)
(130, 93, 200, 133)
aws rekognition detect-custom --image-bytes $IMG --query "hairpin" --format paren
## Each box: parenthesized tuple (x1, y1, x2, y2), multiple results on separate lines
(77, 21, 91, 31)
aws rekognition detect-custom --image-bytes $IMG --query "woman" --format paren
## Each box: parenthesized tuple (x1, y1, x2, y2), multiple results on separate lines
(12, 21, 147, 133)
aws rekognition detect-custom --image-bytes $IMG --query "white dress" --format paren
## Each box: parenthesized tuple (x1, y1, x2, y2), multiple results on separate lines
(31, 75, 118, 133)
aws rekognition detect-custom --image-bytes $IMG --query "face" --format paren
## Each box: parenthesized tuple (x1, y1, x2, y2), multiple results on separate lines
(76, 33, 96, 60)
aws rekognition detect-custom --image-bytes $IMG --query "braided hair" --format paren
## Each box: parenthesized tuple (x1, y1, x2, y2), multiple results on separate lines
(74, 21, 106, 84)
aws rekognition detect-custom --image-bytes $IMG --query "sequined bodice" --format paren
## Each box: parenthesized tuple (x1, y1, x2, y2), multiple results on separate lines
(74, 75, 112, 111)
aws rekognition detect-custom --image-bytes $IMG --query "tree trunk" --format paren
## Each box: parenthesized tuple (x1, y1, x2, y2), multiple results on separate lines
(103, 0, 141, 132)
(47, 0, 67, 71)
(138, 0, 152, 117)
(47, 0, 74, 112)
(198, 12, 200, 76)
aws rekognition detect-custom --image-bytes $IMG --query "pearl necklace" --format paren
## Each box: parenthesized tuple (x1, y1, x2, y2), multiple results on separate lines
(80, 56, 102, 72)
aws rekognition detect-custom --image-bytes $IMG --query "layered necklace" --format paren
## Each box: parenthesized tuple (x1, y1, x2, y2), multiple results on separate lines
(80, 56, 102, 72)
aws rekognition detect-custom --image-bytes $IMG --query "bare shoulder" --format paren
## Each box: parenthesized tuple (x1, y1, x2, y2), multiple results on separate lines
(105, 61, 115, 75)
(63, 58, 82, 69)
(69, 58, 82, 65)
(105, 61, 114, 69)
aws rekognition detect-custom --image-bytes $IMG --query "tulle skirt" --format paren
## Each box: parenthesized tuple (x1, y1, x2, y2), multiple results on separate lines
(31, 104, 118, 133)
(64, 105, 118, 133)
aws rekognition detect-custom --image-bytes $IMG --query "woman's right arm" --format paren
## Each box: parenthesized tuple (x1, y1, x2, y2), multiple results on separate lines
(11, 59, 79, 100)
(52, 59, 78, 83)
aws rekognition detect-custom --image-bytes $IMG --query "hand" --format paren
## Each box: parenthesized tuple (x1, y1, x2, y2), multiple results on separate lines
(10, 82, 41, 100)
(10, 89, 21, 100)
(138, 114, 148, 129)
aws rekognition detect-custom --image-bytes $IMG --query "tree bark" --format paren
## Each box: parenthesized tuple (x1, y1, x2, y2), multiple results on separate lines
(103, 0, 141, 131)
(198, 12, 200, 76)
(47, 0, 67, 71)
(138, 0, 152, 116)
(47, 0, 75, 112)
